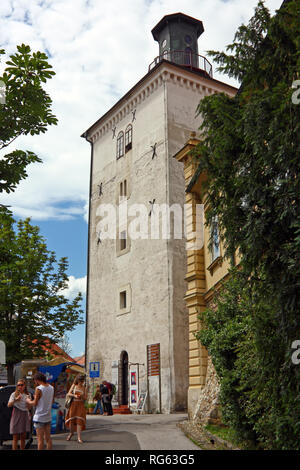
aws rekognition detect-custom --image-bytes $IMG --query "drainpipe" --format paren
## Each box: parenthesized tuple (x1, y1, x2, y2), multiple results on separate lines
(81, 132, 94, 382)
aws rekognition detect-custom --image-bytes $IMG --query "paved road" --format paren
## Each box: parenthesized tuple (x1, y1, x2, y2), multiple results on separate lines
(53, 413, 200, 451)
(2, 413, 200, 451)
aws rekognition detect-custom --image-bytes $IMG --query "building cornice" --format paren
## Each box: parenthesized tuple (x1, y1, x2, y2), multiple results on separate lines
(81, 60, 237, 144)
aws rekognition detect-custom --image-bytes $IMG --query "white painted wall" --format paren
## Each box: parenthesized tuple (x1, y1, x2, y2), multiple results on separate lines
(86, 62, 236, 412)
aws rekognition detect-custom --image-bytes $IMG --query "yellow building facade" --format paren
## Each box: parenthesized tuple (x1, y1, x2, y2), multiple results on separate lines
(175, 133, 235, 421)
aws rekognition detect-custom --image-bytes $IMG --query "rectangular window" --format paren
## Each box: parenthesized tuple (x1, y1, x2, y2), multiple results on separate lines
(120, 230, 127, 251)
(120, 179, 127, 198)
(117, 284, 131, 315)
(125, 125, 132, 153)
(211, 216, 220, 262)
(117, 132, 124, 159)
(120, 291, 127, 309)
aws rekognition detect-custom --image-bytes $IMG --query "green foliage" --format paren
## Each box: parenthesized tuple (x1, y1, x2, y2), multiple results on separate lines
(197, 271, 257, 444)
(195, 0, 300, 449)
(205, 423, 246, 449)
(198, 269, 300, 449)
(0, 44, 57, 195)
(85, 402, 95, 409)
(0, 210, 84, 381)
(0, 150, 40, 195)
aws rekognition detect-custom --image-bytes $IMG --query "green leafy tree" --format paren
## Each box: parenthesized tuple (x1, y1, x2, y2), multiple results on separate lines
(197, 269, 292, 449)
(0, 44, 57, 196)
(195, 0, 300, 449)
(0, 211, 84, 384)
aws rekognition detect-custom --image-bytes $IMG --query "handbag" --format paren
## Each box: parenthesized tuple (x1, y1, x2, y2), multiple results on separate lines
(65, 395, 73, 409)
(65, 385, 74, 409)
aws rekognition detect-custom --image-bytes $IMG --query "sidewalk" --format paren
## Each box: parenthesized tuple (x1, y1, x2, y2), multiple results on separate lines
(83, 413, 200, 450)
(1, 413, 202, 451)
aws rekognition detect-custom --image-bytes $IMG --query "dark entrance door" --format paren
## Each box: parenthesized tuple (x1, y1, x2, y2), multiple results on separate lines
(118, 351, 129, 405)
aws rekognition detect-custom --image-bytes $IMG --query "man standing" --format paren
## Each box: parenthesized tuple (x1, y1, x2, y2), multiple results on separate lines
(27, 372, 54, 450)
(102, 381, 114, 416)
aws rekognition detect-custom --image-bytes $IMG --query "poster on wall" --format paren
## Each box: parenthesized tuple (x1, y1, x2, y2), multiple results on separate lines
(129, 365, 138, 406)
(131, 390, 137, 404)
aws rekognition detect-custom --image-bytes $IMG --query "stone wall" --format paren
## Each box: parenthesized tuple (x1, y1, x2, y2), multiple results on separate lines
(193, 355, 221, 424)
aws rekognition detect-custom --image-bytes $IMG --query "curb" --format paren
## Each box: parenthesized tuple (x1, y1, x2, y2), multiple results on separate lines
(202, 427, 240, 450)
(177, 420, 240, 451)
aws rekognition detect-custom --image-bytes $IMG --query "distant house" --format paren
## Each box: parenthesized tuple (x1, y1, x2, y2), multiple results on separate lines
(12, 339, 78, 385)
(30, 338, 76, 363)
(73, 354, 85, 366)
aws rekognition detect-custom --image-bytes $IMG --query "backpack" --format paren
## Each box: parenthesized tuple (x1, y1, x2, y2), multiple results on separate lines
(108, 383, 116, 396)
(100, 384, 108, 394)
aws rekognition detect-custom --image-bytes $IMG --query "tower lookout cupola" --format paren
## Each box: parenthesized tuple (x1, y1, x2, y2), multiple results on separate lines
(150, 12, 212, 78)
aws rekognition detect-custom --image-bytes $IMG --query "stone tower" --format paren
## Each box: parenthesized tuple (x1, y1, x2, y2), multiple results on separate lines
(82, 13, 236, 414)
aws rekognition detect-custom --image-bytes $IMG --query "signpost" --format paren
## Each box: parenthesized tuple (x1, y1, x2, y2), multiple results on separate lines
(89, 362, 100, 378)
(89, 362, 100, 400)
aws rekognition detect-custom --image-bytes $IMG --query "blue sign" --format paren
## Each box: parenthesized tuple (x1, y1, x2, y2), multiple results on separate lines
(89, 361, 100, 378)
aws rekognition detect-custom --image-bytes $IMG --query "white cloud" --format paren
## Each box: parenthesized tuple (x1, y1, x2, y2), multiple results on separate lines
(0, 0, 283, 221)
(61, 275, 87, 300)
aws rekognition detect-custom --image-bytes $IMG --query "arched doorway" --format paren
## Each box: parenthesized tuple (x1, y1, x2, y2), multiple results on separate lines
(118, 351, 129, 405)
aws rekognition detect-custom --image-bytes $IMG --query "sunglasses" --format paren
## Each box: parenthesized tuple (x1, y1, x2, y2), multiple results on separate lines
(17, 383, 25, 386)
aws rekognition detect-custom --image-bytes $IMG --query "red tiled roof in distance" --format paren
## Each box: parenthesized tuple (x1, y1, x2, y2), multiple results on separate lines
(73, 355, 85, 366)
(31, 338, 76, 363)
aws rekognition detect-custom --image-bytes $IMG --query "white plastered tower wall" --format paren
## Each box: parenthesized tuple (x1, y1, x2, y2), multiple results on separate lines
(86, 64, 191, 413)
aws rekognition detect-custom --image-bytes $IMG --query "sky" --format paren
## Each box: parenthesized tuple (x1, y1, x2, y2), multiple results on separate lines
(0, 0, 283, 357)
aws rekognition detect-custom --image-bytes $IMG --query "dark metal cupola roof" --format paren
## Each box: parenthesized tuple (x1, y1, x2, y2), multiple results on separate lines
(151, 12, 204, 41)
(149, 12, 212, 78)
